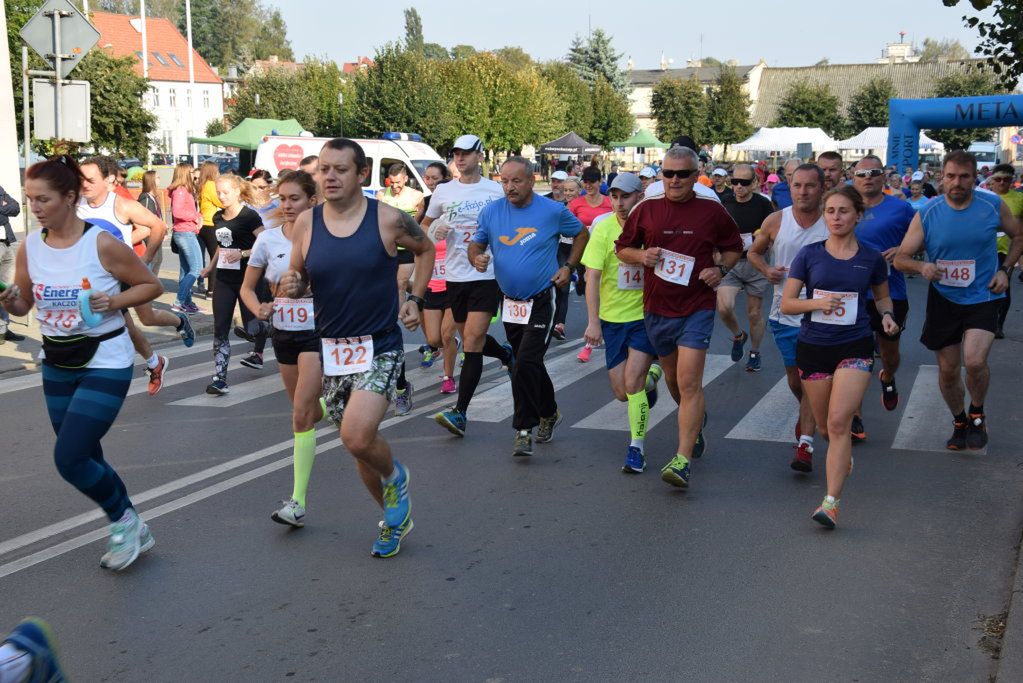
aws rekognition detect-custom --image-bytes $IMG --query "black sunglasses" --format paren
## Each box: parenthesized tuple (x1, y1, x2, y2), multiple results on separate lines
(853, 169, 885, 178)
(661, 169, 696, 179)
(730, 178, 754, 186)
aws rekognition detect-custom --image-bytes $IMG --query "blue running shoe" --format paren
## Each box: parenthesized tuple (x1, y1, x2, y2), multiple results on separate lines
(730, 330, 748, 362)
(501, 341, 515, 379)
(3, 618, 66, 683)
(622, 446, 646, 473)
(177, 312, 195, 348)
(745, 351, 762, 373)
(420, 348, 436, 369)
(372, 518, 414, 558)
(434, 407, 466, 436)
(381, 460, 411, 529)
(660, 455, 690, 488)
(394, 380, 413, 416)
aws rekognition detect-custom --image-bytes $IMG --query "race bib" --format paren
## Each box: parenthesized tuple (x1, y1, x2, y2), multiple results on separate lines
(272, 297, 315, 331)
(453, 225, 477, 249)
(654, 248, 696, 286)
(432, 258, 446, 280)
(502, 297, 533, 325)
(321, 336, 373, 376)
(40, 308, 82, 332)
(218, 248, 241, 270)
(617, 263, 644, 290)
(741, 233, 754, 251)
(936, 259, 975, 288)
(810, 289, 858, 326)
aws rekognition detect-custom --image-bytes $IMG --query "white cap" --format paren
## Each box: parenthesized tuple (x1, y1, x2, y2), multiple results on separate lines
(911, 171, 925, 181)
(638, 166, 656, 178)
(711, 168, 728, 177)
(452, 134, 483, 152)
(551, 170, 569, 181)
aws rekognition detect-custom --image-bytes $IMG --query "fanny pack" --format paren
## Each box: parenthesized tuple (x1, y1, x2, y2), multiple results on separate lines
(42, 327, 126, 369)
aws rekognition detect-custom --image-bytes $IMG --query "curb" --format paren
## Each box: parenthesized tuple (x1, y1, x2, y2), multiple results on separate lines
(996, 529, 1023, 680)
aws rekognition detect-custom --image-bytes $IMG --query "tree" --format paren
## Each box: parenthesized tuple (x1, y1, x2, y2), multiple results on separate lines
(773, 81, 847, 138)
(227, 68, 318, 130)
(707, 66, 753, 154)
(423, 43, 449, 60)
(944, 0, 1023, 88)
(493, 46, 532, 71)
(252, 9, 294, 63)
(178, 0, 292, 68)
(566, 28, 629, 97)
(403, 7, 424, 53)
(588, 77, 633, 148)
(918, 37, 971, 62)
(450, 45, 477, 60)
(205, 118, 227, 137)
(297, 60, 350, 137)
(925, 71, 1007, 150)
(541, 61, 594, 140)
(846, 77, 896, 131)
(651, 77, 708, 145)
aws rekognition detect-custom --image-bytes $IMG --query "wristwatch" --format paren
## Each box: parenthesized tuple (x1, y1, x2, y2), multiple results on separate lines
(717, 264, 730, 276)
(407, 294, 425, 310)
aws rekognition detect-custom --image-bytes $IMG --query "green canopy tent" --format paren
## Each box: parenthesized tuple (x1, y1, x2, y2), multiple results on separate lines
(609, 129, 669, 149)
(188, 117, 306, 173)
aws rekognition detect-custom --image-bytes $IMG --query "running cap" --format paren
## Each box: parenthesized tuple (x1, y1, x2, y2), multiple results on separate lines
(767, 173, 780, 182)
(610, 172, 642, 193)
(670, 135, 698, 151)
(911, 171, 925, 181)
(638, 166, 657, 178)
(711, 168, 728, 177)
(452, 134, 483, 152)
(550, 170, 569, 181)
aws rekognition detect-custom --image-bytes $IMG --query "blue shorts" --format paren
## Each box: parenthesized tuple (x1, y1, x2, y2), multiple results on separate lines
(769, 319, 800, 368)
(644, 309, 715, 356)
(601, 319, 656, 370)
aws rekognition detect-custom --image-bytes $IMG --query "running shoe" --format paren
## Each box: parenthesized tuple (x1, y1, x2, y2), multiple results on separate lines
(206, 378, 230, 395)
(745, 351, 762, 373)
(692, 430, 707, 459)
(577, 345, 592, 363)
(660, 455, 690, 488)
(812, 498, 839, 529)
(104, 510, 142, 571)
(101, 521, 154, 569)
(170, 302, 186, 313)
(176, 313, 195, 347)
(440, 376, 457, 394)
(381, 460, 411, 528)
(2, 618, 66, 683)
(182, 301, 203, 315)
(850, 415, 866, 443)
(501, 341, 515, 379)
(622, 446, 646, 473)
(513, 430, 533, 457)
(645, 364, 662, 410)
(233, 324, 255, 342)
(790, 442, 813, 472)
(271, 499, 306, 528)
(420, 347, 437, 369)
(372, 518, 414, 558)
(730, 330, 748, 362)
(147, 355, 169, 396)
(240, 352, 263, 370)
(966, 412, 988, 450)
(394, 381, 414, 416)
(458, 350, 465, 366)
(535, 409, 563, 443)
(434, 407, 466, 437)
(551, 323, 566, 341)
(946, 418, 969, 450)
(879, 370, 899, 411)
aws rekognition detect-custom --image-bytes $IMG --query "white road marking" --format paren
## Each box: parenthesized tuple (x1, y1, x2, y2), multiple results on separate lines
(892, 365, 986, 454)
(725, 375, 801, 443)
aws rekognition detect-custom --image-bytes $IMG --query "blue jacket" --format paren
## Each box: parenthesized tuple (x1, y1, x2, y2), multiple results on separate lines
(771, 181, 792, 209)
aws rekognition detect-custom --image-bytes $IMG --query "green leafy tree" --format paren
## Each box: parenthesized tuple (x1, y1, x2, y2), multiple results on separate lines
(252, 9, 294, 62)
(297, 60, 350, 137)
(566, 28, 629, 96)
(403, 7, 424, 53)
(227, 68, 318, 130)
(178, 0, 292, 68)
(707, 66, 753, 154)
(493, 46, 532, 71)
(436, 56, 492, 150)
(205, 118, 227, 137)
(589, 77, 633, 148)
(450, 45, 477, 60)
(918, 37, 971, 62)
(651, 77, 708, 145)
(540, 61, 593, 139)
(925, 71, 1007, 150)
(846, 77, 896, 131)
(423, 43, 449, 60)
(773, 81, 847, 138)
(944, 0, 1023, 88)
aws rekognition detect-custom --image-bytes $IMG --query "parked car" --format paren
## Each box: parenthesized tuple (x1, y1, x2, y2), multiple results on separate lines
(217, 157, 240, 174)
(117, 157, 143, 169)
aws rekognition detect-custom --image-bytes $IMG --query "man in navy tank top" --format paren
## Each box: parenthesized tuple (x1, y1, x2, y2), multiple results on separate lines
(895, 150, 1023, 452)
(279, 138, 435, 558)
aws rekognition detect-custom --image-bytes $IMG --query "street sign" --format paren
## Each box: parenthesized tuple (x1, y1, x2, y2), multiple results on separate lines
(20, 0, 100, 79)
(33, 80, 91, 142)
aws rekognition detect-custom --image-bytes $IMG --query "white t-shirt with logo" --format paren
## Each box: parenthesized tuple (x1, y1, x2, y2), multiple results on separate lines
(425, 178, 503, 282)
(248, 227, 293, 285)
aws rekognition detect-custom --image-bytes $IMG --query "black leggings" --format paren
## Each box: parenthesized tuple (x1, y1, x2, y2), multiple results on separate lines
(198, 226, 218, 292)
(212, 278, 266, 381)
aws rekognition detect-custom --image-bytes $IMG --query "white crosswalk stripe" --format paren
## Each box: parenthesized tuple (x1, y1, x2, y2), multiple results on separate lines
(724, 375, 799, 444)
(893, 365, 986, 454)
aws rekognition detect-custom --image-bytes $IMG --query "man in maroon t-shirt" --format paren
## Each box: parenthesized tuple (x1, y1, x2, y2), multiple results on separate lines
(616, 146, 743, 490)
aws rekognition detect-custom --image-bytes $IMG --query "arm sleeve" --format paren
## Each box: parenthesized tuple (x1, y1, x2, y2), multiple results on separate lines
(870, 251, 888, 286)
(614, 205, 645, 254)
(424, 185, 444, 220)
(580, 219, 607, 271)
(248, 233, 269, 268)
(558, 204, 583, 238)
(170, 189, 195, 224)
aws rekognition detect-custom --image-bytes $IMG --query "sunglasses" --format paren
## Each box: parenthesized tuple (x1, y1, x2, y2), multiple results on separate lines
(853, 169, 885, 178)
(661, 169, 697, 179)
(730, 178, 754, 186)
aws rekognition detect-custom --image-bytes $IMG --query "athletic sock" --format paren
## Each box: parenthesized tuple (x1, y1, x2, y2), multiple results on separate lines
(0, 643, 31, 683)
(954, 410, 968, 424)
(799, 435, 814, 448)
(969, 403, 984, 415)
(396, 362, 407, 392)
(455, 351, 483, 413)
(626, 391, 649, 451)
(823, 495, 839, 507)
(482, 334, 508, 360)
(428, 345, 438, 353)
(145, 352, 160, 369)
(175, 316, 184, 331)
(291, 428, 317, 508)
(382, 466, 400, 484)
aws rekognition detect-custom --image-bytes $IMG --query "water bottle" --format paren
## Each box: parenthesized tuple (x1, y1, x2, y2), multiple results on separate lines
(78, 277, 104, 327)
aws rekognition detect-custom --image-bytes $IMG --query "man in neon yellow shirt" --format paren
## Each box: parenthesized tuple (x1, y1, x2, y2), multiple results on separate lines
(988, 163, 1023, 338)
(580, 173, 662, 473)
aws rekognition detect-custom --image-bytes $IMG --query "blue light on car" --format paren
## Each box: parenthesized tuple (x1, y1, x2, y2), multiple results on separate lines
(382, 132, 422, 142)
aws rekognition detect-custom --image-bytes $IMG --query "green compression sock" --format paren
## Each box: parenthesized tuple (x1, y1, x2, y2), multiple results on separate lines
(626, 390, 649, 449)
(291, 428, 317, 508)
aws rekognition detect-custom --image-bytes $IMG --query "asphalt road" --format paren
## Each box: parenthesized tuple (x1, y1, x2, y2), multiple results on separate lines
(1, 275, 1022, 681)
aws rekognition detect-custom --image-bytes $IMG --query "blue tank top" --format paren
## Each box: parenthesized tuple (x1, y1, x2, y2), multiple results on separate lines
(306, 199, 402, 353)
(920, 191, 1003, 304)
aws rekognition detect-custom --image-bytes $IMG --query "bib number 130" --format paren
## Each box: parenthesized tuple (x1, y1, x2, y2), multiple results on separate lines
(322, 336, 374, 376)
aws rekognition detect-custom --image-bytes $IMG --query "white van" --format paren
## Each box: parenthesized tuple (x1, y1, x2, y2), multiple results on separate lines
(253, 132, 444, 197)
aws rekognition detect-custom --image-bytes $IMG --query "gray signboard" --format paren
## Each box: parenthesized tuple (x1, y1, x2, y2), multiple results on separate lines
(20, 0, 100, 79)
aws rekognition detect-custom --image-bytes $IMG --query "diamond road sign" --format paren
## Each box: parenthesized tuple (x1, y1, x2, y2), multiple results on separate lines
(20, 0, 100, 79)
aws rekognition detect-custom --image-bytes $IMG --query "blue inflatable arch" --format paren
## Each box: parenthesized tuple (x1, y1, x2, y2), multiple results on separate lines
(886, 94, 1023, 171)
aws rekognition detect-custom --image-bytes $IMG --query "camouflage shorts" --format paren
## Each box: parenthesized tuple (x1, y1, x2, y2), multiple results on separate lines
(321, 349, 404, 425)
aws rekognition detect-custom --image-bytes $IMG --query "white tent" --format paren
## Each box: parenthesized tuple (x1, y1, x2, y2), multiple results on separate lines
(733, 127, 838, 153)
(838, 126, 945, 152)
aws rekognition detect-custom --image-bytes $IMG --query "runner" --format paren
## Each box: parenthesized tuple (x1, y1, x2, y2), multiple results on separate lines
(817, 151, 845, 192)
(985, 164, 1023, 338)
(1, 156, 163, 570)
(748, 164, 828, 471)
(718, 164, 775, 372)
(196, 160, 222, 297)
(893, 150, 1023, 451)
(279, 137, 434, 558)
(849, 155, 916, 439)
(544, 169, 569, 203)
(78, 155, 195, 396)
(423, 225, 459, 394)
(423, 134, 513, 438)
(710, 168, 734, 201)
(616, 146, 743, 488)
(580, 172, 662, 472)
(567, 166, 612, 359)
(779, 185, 898, 529)
(770, 158, 801, 209)
(469, 157, 586, 456)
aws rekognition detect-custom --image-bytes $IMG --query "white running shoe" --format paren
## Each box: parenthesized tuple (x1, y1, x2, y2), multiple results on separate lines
(271, 499, 306, 528)
(101, 511, 145, 571)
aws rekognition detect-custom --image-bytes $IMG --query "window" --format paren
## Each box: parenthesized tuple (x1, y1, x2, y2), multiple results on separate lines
(168, 88, 176, 107)
(186, 90, 192, 108)
(378, 159, 419, 191)
(362, 157, 375, 187)
(135, 51, 143, 61)
(203, 90, 210, 109)
(150, 87, 159, 107)
(168, 52, 184, 67)
(151, 51, 168, 66)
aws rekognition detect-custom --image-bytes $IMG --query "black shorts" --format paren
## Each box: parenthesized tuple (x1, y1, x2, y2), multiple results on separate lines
(797, 336, 875, 380)
(867, 298, 909, 340)
(447, 279, 500, 323)
(397, 249, 415, 265)
(272, 328, 321, 365)
(920, 284, 1000, 351)
(424, 289, 449, 311)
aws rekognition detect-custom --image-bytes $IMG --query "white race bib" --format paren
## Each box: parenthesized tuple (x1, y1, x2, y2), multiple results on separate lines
(39, 308, 82, 332)
(432, 258, 446, 280)
(272, 297, 314, 331)
(218, 248, 241, 270)
(810, 289, 858, 326)
(654, 248, 696, 286)
(741, 233, 754, 251)
(617, 263, 643, 290)
(936, 259, 975, 288)
(453, 225, 477, 251)
(502, 297, 533, 325)
(321, 336, 373, 376)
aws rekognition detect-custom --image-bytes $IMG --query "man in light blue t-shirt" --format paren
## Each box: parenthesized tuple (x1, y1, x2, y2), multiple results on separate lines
(469, 157, 585, 457)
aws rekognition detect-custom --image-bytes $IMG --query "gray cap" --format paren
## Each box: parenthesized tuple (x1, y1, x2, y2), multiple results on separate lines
(610, 172, 642, 193)
(452, 134, 483, 152)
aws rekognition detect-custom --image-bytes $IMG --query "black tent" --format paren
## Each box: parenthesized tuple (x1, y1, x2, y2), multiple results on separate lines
(538, 131, 601, 155)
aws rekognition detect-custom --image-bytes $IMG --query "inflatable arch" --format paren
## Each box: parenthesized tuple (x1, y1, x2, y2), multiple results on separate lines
(886, 94, 1023, 171)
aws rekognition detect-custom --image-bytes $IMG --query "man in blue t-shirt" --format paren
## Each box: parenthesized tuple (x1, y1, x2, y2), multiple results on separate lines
(895, 150, 1023, 452)
(469, 157, 585, 456)
(851, 155, 916, 430)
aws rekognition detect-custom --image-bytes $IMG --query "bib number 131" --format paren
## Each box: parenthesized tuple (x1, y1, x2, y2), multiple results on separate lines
(322, 336, 374, 376)
(654, 249, 695, 286)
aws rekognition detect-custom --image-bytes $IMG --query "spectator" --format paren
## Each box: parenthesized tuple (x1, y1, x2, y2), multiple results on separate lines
(0, 183, 23, 343)
(137, 170, 165, 275)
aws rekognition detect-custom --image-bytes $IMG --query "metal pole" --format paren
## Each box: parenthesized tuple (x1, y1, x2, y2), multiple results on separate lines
(52, 11, 62, 141)
(139, 0, 148, 79)
(22, 47, 30, 177)
(185, 0, 196, 167)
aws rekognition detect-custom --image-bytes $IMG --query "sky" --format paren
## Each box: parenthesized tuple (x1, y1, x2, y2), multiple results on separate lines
(265, 0, 994, 70)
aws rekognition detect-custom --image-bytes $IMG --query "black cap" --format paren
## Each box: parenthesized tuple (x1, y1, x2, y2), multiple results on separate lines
(670, 135, 698, 152)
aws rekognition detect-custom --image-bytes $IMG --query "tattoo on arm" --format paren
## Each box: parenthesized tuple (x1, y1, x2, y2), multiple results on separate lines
(397, 211, 427, 243)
